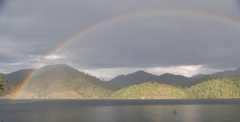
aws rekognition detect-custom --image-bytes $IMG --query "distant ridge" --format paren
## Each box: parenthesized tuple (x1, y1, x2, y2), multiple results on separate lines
(109, 68, 240, 89)
(109, 70, 190, 88)
(2, 64, 240, 99)
(5, 65, 240, 91)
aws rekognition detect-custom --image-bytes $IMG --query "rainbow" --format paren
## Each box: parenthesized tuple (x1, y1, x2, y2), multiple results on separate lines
(9, 10, 240, 99)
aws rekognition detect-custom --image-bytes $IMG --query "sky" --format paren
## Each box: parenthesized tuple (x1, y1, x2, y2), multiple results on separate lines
(0, 0, 240, 80)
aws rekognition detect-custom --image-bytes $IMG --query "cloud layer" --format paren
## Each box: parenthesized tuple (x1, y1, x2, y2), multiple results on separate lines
(0, 0, 240, 78)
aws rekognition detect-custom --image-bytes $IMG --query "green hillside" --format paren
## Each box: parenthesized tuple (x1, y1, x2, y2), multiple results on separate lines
(188, 79, 240, 99)
(111, 82, 188, 99)
(0, 73, 5, 95)
(110, 79, 240, 99)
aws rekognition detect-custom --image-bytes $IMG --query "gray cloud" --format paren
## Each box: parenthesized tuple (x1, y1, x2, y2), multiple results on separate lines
(0, 0, 5, 11)
(0, 0, 240, 73)
(62, 13, 240, 69)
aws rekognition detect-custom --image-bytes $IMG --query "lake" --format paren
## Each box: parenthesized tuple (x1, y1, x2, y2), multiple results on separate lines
(0, 100, 240, 122)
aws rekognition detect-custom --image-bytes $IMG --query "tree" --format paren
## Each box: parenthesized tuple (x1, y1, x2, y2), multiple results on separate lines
(0, 74, 5, 94)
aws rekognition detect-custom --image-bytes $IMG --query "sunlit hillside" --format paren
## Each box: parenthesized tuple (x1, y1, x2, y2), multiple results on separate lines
(188, 79, 240, 99)
(111, 82, 188, 99)
(0, 73, 5, 95)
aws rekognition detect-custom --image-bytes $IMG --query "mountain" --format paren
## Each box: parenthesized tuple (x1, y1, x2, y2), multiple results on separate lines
(109, 71, 190, 89)
(190, 68, 240, 86)
(111, 82, 188, 99)
(109, 68, 240, 89)
(3, 65, 240, 99)
(4, 69, 34, 94)
(15, 64, 112, 99)
(210, 68, 240, 78)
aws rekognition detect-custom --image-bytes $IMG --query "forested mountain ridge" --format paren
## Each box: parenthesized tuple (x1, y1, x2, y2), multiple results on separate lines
(1, 64, 240, 99)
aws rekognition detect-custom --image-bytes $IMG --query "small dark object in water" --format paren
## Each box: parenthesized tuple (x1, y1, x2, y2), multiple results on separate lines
(173, 109, 177, 115)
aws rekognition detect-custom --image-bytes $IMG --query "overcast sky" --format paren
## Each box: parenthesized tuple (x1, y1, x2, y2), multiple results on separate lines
(0, 0, 240, 79)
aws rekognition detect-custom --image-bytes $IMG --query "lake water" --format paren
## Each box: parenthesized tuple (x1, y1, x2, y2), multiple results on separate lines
(0, 100, 240, 122)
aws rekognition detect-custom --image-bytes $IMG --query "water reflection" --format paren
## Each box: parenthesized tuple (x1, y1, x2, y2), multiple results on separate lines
(0, 101, 240, 122)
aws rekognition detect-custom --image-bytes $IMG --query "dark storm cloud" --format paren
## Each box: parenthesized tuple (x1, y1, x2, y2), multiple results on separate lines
(0, 0, 240, 72)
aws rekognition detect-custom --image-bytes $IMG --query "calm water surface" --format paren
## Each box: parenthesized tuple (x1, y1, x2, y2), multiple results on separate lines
(0, 100, 240, 122)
